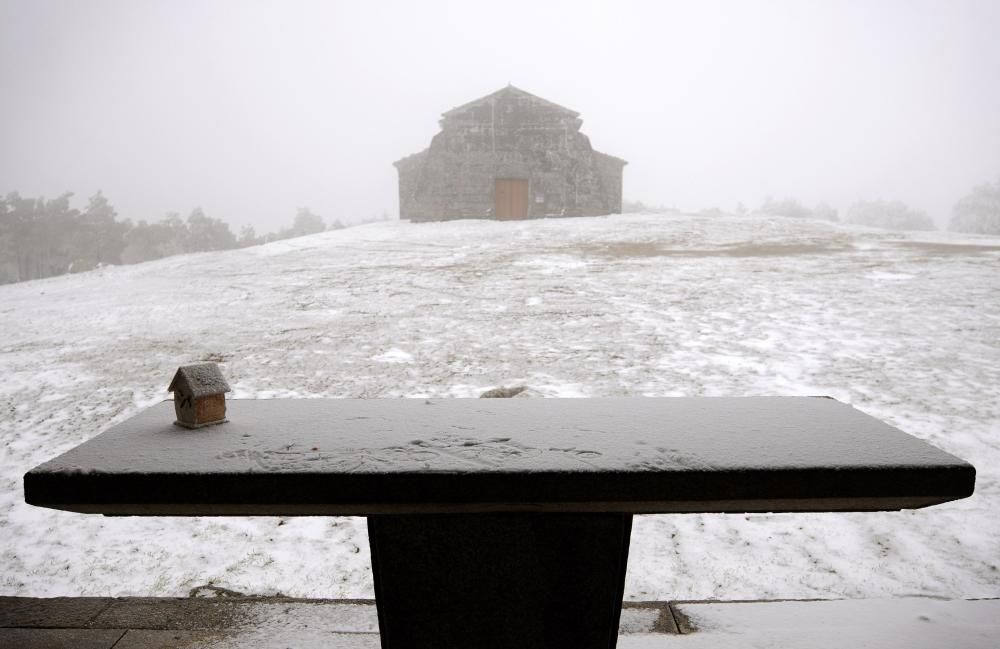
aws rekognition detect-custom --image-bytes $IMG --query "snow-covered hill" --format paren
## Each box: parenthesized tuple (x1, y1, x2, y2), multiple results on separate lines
(2, 213, 998, 600)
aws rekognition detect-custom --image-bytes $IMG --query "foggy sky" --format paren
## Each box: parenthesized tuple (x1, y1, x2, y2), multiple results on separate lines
(2, 0, 999, 231)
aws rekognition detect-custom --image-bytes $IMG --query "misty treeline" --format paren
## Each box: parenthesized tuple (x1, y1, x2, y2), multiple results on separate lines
(0, 191, 347, 285)
(757, 197, 936, 231)
(627, 178, 1000, 234)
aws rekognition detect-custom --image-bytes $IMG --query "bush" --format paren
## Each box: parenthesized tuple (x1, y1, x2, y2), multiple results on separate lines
(622, 200, 676, 214)
(759, 197, 812, 219)
(757, 197, 838, 222)
(949, 179, 1000, 235)
(813, 202, 838, 222)
(290, 208, 326, 237)
(845, 200, 935, 231)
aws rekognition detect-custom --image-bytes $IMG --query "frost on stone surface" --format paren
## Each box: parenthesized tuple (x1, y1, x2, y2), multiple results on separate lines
(1, 213, 998, 601)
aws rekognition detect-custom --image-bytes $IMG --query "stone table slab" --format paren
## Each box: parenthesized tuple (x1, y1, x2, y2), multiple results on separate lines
(23, 397, 975, 516)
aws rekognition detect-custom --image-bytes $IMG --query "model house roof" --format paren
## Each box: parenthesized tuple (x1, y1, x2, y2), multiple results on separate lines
(168, 363, 231, 398)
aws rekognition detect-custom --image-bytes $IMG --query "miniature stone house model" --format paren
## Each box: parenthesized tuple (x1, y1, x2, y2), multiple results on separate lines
(395, 85, 627, 222)
(168, 363, 231, 428)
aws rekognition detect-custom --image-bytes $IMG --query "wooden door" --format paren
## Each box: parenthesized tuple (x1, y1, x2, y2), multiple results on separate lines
(494, 179, 529, 220)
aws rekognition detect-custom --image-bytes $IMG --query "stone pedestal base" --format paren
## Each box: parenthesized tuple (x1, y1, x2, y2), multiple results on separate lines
(368, 513, 633, 649)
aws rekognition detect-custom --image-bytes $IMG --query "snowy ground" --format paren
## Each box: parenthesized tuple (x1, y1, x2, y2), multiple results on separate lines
(1, 213, 998, 600)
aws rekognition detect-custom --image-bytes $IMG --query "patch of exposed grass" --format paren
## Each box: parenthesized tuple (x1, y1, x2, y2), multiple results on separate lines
(570, 241, 849, 259)
(890, 241, 1000, 256)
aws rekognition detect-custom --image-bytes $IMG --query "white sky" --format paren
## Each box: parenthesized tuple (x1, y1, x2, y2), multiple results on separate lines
(2, 0, 999, 230)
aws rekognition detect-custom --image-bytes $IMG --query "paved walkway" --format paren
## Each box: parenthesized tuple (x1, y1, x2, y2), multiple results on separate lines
(1, 596, 997, 648)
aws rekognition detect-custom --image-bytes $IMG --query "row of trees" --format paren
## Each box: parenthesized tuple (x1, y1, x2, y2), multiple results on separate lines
(1, 192, 127, 283)
(759, 197, 934, 230)
(758, 197, 839, 222)
(0, 192, 344, 285)
(758, 179, 1000, 233)
(627, 179, 1000, 235)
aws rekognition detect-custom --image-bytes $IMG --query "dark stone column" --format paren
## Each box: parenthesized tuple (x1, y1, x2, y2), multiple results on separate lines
(368, 513, 633, 649)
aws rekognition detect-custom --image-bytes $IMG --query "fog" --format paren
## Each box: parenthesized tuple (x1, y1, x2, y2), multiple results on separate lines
(2, 0, 999, 231)
(3, 0, 1000, 612)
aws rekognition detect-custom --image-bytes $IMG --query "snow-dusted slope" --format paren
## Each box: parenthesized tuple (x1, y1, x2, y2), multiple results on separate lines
(2, 213, 998, 599)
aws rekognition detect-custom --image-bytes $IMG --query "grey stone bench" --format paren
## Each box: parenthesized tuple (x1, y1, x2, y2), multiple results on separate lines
(24, 397, 975, 649)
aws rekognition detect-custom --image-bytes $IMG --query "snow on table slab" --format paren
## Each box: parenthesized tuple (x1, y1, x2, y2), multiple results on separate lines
(1, 214, 998, 600)
(32, 397, 967, 476)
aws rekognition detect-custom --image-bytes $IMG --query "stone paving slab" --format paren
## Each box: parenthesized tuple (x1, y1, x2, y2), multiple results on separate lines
(115, 629, 384, 649)
(89, 598, 380, 632)
(89, 597, 246, 631)
(621, 602, 678, 634)
(1, 596, 996, 648)
(0, 596, 670, 634)
(111, 629, 228, 648)
(0, 627, 125, 648)
(0, 596, 113, 627)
